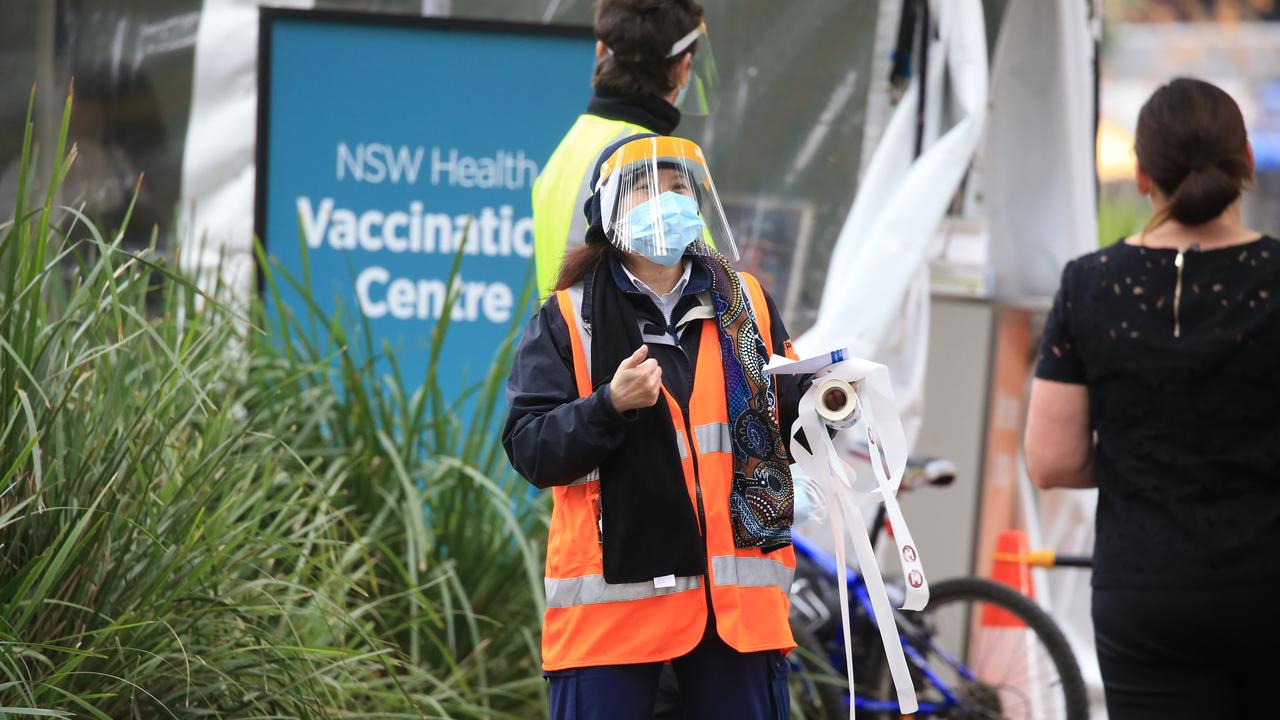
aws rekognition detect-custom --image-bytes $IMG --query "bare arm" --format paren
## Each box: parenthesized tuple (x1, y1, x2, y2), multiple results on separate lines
(1024, 378, 1095, 489)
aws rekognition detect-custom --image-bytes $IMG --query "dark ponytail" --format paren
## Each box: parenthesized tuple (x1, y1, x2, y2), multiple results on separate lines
(1134, 77, 1254, 232)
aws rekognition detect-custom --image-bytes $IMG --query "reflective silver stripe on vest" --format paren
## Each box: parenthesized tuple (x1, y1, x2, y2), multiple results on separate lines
(566, 285, 592, 386)
(710, 555, 794, 592)
(569, 469, 600, 487)
(694, 422, 732, 455)
(675, 430, 689, 460)
(545, 573, 702, 608)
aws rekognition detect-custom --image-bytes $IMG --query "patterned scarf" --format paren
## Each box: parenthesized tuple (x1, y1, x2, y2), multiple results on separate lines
(703, 253, 794, 550)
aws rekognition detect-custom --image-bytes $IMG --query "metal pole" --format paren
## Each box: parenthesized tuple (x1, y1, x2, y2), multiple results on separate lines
(859, 0, 905, 179)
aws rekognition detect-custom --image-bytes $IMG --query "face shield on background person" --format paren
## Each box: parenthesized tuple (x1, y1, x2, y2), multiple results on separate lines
(596, 135, 738, 266)
(670, 19, 719, 116)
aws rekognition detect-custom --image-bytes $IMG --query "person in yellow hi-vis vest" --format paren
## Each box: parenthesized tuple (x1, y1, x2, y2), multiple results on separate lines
(532, 0, 720, 300)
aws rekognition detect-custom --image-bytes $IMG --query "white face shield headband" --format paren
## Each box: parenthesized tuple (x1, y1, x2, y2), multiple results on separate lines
(603, 19, 719, 116)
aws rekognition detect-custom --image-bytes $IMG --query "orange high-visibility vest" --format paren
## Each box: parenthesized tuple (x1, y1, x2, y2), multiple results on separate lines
(542, 271, 798, 671)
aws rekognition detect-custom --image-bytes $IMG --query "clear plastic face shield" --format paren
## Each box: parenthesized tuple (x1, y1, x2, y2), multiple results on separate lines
(597, 136, 738, 265)
(669, 20, 718, 116)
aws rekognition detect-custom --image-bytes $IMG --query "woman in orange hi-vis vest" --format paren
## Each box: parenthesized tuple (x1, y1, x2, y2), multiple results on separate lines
(502, 135, 808, 719)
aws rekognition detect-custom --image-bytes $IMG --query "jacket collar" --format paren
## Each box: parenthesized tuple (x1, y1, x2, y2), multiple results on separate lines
(587, 91, 681, 135)
(608, 255, 710, 297)
(581, 256, 709, 328)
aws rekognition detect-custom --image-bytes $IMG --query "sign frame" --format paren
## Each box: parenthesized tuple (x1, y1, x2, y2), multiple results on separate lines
(253, 6, 594, 291)
(252, 7, 595, 417)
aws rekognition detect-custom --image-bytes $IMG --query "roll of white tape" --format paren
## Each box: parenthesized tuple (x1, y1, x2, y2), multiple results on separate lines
(768, 349, 929, 716)
(815, 377, 859, 429)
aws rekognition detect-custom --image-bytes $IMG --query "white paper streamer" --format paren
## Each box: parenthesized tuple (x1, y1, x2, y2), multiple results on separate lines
(767, 349, 929, 717)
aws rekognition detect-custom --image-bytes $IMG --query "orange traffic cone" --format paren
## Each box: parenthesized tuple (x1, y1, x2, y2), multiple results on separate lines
(983, 529, 1032, 627)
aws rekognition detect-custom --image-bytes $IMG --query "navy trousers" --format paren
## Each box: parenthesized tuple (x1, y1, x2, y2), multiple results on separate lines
(546, 628, 790, 720)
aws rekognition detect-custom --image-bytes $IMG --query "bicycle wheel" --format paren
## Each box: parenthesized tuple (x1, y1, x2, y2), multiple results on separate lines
(861, 577, 1088, 720)
(788, 623, 847, 720)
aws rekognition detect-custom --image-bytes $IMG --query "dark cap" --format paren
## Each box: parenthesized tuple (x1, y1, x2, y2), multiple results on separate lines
(583, 132, 658, 244)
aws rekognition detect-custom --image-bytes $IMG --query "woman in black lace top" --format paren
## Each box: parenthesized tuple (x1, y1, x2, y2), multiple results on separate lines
(1025, 78, 1280, 719)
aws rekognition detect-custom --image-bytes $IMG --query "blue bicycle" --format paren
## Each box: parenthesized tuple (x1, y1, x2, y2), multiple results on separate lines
(786, 458, 1088, 719)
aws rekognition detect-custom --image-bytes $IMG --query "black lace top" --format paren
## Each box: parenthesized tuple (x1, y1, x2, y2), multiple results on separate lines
(1035, 236, 1280, 588)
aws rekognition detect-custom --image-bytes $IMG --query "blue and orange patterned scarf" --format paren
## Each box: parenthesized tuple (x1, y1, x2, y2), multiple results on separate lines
(703, 252, 794, 551)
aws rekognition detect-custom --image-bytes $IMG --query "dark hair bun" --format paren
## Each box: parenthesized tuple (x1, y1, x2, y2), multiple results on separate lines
(1170, 163, 1241, 226)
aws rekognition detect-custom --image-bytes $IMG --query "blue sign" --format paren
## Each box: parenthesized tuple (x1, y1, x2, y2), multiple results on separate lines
(257, 10, 594, 410)
(1255, 80, 1280, 171)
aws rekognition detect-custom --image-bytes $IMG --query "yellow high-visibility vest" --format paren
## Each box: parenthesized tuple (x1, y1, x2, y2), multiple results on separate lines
(531, 114, 652, 300)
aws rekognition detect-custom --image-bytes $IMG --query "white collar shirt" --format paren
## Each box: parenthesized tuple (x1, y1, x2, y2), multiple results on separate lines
(622, 261, 692, 332)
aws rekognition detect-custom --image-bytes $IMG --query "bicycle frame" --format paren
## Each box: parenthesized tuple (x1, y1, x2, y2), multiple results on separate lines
(792, 531, 973, 714)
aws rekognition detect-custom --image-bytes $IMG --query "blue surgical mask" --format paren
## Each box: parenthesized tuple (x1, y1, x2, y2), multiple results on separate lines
(623, 191, 704, 266)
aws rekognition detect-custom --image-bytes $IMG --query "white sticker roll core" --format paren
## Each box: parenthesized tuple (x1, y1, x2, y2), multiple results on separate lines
(815, 378, 860, 429)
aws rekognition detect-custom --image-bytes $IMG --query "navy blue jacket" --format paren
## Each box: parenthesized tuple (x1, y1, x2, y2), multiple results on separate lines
(503, 258, 805, 489)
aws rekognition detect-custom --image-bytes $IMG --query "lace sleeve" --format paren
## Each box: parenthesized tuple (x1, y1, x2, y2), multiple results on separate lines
(1035, 260, 1086, 384)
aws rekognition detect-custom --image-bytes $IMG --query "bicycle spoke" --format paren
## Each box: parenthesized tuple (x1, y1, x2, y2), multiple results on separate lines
(974, 627, 1069, 717)
(797, 578, 1084, 720)
(918, 596, 1077, 719)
